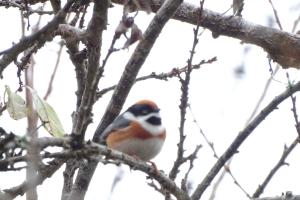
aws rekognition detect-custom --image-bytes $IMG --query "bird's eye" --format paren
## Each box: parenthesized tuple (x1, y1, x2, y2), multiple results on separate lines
(141, 109, 149, 115)
(128, 104, 155, 116)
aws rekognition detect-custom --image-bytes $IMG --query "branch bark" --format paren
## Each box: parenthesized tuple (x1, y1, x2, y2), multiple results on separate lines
(191, 80, 300, 200)
(68, 0, 185, 199)
(112, 0, 300, 69)
(70, 0, 108, 141)
(254, 194, 300, 200)
(252, 137, 299, 198)
(0, 0, 74, 76)
(2, 159, 64, 200)
(0, 135, 189, 200)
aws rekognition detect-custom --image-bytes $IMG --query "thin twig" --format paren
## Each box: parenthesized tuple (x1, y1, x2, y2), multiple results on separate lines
(0, 135, 189, 200)
(96, 57, 216, 98)
(291, 14, 300, 33)
(108, 167, 125, 198)
(181, 145, 202, 193)
(188, 105, 251, 198)
(2, 159, 64, 200)
(43, 42, 64, 100)
(245, 65, 279, 125)
(249, 12, 299, 198)
(208, 161, 229, 200)
(167, 1, 206, 199)
(254, 192, 300, 200)
(252, 137, 299, 198)
(169, 0, 205, 184)
(0, 1, 53, 16)
(67, 1, 110, 200)
(70, 0, 187, 199)
(79, 5, 89, 29)
(0, 0, 74, 76)
(286, 73, 300, 137)
(191, 80, 300, 200)
(267, 0, 283, 30)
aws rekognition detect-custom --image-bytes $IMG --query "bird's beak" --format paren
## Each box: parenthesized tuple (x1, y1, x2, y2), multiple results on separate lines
(154, 108, 160, 113)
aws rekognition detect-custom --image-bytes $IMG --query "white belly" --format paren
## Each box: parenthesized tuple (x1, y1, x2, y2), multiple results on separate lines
(114, 137, 165, 161)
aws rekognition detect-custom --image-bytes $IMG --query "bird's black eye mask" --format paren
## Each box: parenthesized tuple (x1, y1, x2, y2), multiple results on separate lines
(128, 104, 159, 116)
(146, 116, 162, 125)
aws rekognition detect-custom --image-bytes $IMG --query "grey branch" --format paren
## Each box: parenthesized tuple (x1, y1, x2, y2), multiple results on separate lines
(70, 0, 108, 140)
(254, 193, 300, 200)
(67, 1, 110, 199)
(191, 80, 300, 200)
(1, 159, 64, 200)
(112, 0, 300, 68)
(0, 136, 189, 200)
(96, 57, 216, 98)
(0, 0, 74, 76)
(252, 137, 299, 198)
(69, 0, 186, 199)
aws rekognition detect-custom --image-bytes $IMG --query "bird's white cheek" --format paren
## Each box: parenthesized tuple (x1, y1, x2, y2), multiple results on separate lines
(124, 111, 165, 135)
(141, 123, 165, 135)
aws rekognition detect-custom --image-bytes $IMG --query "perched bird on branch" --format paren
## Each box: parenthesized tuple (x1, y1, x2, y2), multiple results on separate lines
(100, 100, 166, 161)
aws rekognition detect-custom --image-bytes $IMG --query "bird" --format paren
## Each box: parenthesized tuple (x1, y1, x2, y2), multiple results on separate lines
(100, 100, 166, 161)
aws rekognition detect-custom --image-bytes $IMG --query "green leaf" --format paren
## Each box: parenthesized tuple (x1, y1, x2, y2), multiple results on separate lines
(4, 85, 27, 120)
(27, 87, 65, 137)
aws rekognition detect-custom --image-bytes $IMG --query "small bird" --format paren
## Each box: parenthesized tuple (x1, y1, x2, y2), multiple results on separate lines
(100, 100, 166, 161)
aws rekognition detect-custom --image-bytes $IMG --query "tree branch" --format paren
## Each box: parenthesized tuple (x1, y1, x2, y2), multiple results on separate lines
(68, 0, 185, 199)
(191, 80, 300, 200)
(96, 57, 216, 98)
(254, 192, 300, 200)
(112, 0, 300, 68)
(2, 159, 64, 200)
(70, 0, 108, 141)
(252, 137, 299, 198)
(253, 89, 300, 198)
(168, 0, 204, 191)
(0, 0, 74, 77)
(0, 134, 189, 200)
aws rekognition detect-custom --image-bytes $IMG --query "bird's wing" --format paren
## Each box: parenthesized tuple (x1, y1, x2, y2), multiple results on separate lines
(100, 114, 131, 142)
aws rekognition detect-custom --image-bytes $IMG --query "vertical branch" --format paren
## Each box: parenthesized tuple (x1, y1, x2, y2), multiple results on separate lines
(25, 60, 39, 200)
(21, 9, 41, 200)
(71, 0, 108, 143)
(68, 0, 185, 199)
(67, 1, 109, 200)
(93, 0, 184, 142)
(50, 0, 61, 14)
(168, 0, 205, 182)
(61, 160, 80, 200)
(167, 1, 205, 199)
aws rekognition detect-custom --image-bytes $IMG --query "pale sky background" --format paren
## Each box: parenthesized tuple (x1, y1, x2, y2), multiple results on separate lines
(1, 0, 300, 199)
